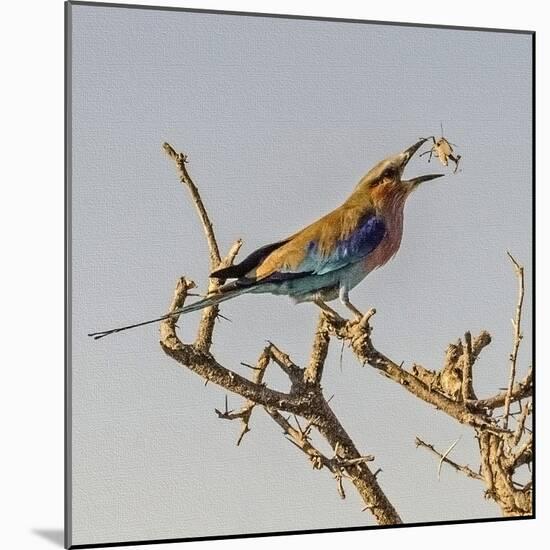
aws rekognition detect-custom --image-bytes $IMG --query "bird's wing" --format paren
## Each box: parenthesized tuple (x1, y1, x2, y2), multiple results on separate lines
(210, 239, 291, 280)
(214, 206, 386, 286)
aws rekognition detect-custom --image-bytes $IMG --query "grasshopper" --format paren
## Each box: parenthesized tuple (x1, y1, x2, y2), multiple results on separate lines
(420, 126, 461, 173)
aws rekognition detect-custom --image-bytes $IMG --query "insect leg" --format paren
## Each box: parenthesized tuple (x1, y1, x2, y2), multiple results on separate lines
(419, 148, 435, 162)
(450, 154, 461, 173)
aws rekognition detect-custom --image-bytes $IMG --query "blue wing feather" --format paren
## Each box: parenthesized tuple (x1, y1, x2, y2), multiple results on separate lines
(231, 213, 386, 287)
(314, 215, 385, 274)
(265, 214, 385, 282)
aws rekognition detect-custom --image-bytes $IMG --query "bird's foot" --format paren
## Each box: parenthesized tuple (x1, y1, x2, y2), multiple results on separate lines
(344, 302, 364, 321)
(340, 296, 367, 323)
(339, 288, 365, 322)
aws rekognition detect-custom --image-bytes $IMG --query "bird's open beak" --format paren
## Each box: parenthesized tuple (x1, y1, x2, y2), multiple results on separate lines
(400, 138, 445, 187)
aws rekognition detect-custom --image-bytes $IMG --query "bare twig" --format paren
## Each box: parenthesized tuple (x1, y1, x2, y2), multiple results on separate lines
(461, 332, 476, 402)
(163, 143, 220, 268)
(267, 342, 304, 383)
(197, 239, 244, 351)
(267, 408, 330, 470)
(507, 434, 533, 470)
(415, 437, 482, 481)
(222, 238, 244, 269)
(471, 331, 492, 361)
(304, 315, 331, 385)
(215, 346, 272, 445)
(512, 402, 531, 446)
(471, 368, 532, 410)
(503, 252, 525, 429)
(163, 143, 241, 352)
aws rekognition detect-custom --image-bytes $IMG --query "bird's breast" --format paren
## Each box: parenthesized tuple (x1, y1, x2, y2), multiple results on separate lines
(364, 202, 405, 272)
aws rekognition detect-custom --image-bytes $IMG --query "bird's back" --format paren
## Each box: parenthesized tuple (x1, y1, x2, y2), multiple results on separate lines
(250, 203, 377, 280)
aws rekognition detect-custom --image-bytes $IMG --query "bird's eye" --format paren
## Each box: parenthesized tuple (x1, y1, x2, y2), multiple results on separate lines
(372, 166, 397, 188)
(383, 167, 397, 179)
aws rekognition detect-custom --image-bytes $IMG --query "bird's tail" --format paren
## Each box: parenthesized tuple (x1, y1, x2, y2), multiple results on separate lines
(88, 284, 251, 340)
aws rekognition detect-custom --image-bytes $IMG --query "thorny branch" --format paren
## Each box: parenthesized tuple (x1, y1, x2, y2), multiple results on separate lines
(411, 254, 532, 516)
(162, 143, 220, 269)
(304, 316, 331, 385)
(159, 143, 400, 525)
(470, 368, 532, 410)
(415, 437, 482, 481)
(158, 143, 532, 524)
(503, 251, 525, 429)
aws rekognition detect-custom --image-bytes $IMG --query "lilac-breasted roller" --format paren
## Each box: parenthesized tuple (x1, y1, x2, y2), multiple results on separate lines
(90, 138, 443, 339)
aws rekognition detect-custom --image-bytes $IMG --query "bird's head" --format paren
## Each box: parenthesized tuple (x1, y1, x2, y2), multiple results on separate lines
(354, 138, 444, 207)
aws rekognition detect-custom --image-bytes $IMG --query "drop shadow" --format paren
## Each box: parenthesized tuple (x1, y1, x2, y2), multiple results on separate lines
(33, 529, 65, 547)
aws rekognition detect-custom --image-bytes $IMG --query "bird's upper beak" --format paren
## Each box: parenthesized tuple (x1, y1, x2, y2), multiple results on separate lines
(400, 138, 445, 187)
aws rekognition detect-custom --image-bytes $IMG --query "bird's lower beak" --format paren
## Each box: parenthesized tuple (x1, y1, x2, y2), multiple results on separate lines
(406, 173, 445, 186)
(400, 138, 445, 188)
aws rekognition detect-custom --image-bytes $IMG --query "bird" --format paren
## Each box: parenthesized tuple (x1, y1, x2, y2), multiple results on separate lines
(89, 138, 444, 339)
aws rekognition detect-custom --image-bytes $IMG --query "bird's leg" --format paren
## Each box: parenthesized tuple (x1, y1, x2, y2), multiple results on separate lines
(339, 286, 363, 320)
(313, 298, 341, 320)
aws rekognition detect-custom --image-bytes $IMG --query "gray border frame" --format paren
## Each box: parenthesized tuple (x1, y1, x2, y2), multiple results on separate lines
(65, 2, 73, 547)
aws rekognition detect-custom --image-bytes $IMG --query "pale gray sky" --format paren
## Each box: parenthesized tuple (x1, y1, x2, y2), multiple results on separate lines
(69, 3, 532, 546)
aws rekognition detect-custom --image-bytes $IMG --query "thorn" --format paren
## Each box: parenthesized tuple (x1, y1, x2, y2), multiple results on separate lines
(438, 436, 462, 480)
(216, 313, 233, 322)
(284, 436, 303, 451)
(336, 476, 346, 499)
(240, 362, 261, 371)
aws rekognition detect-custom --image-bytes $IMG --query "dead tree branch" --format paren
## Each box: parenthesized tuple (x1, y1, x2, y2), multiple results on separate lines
(158, 143, 531, 524)
(470, 368, 532, 410)
(304, 315, 331, 385)
(323, 256, 531, 515)
(159, 144, 401, 525)
(327, 319, 500, 431)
